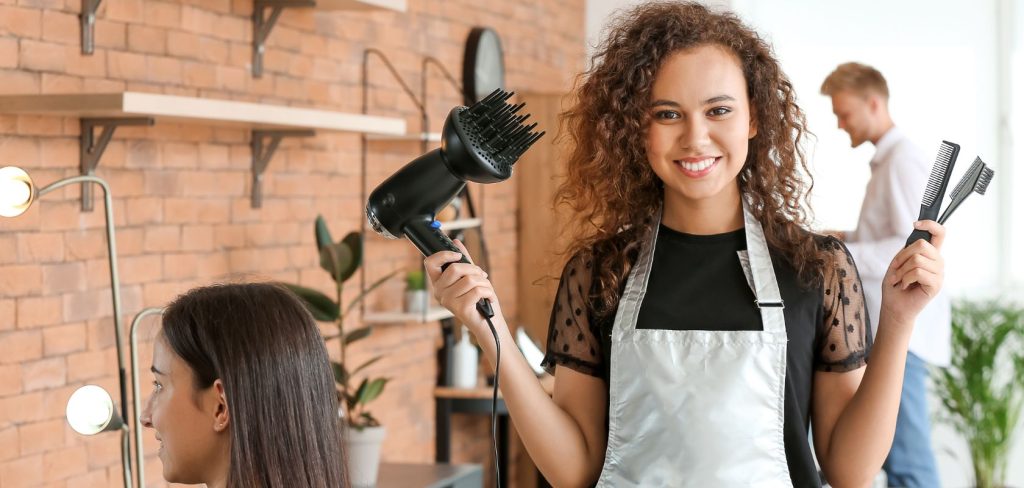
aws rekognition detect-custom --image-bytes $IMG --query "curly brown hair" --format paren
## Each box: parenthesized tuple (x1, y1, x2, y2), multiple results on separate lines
(556, 1, 829, 317)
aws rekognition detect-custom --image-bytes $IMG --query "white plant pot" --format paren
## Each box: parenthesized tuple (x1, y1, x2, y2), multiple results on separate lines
(405, 290, 428, 314)
(345, 424, 386, 488)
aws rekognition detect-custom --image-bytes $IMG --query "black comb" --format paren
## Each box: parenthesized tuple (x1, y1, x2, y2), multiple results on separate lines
(447, 89, 545, 183)
(906, 141, 959, 245)
(937, 157, 994, 225)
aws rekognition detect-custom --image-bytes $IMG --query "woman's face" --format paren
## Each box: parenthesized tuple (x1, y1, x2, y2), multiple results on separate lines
(645, 44, 757, 210)
(139, 333, 229, 485)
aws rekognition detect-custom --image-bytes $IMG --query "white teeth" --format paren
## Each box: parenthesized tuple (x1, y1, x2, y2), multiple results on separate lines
(677, 157, 716, 172)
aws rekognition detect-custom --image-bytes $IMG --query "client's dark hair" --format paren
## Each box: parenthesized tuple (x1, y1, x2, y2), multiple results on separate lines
(161, 282, 347, 488)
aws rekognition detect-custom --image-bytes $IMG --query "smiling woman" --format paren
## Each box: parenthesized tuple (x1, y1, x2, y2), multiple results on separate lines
(139, 283, 347, 488)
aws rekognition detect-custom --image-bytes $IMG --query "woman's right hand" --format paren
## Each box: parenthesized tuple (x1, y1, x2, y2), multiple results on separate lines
(424, 239, 505, 340)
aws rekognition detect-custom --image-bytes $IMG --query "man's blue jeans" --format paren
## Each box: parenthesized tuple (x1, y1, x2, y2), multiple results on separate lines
(883, 351, 941, 488)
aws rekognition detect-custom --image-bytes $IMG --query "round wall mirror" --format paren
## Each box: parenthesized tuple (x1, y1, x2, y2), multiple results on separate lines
(462, 27, 505, 106)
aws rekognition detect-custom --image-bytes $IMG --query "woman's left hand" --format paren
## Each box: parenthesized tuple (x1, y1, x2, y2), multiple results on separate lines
(880, 220, 946, 329)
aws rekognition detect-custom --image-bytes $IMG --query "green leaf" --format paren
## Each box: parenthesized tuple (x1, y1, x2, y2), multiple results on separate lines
(351, 356, 383, 376)
(282, 284, 340, 321)
(337, 232, 363, 283)
(331, 361, 348, 385)
(357, 378, 389, 405)
(343, 327, 372, 346)
(314, 215, 333, 251)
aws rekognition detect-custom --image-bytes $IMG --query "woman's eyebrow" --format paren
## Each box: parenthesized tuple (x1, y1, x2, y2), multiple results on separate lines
(650, 95, 736, 108)
(151, 365, 166, 376)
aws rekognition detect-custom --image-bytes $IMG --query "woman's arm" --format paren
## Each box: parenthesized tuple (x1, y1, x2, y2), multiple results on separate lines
(425, 243, 608, 488)
(812, 220, 945, 487)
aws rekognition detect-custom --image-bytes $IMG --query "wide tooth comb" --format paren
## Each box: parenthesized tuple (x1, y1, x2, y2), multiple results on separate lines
(906, 141, 959, 245)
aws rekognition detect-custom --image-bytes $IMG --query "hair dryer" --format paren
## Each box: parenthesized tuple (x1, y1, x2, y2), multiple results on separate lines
(365, 89, 544, 318)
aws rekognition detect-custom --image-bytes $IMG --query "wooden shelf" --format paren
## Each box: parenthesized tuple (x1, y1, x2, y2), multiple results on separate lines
(364, 132, 441, 142)
(439, 218, 480, 231)
(363, 307, 454, 324)
(0, 92, 406, 135)
(318, 0, 407, 11)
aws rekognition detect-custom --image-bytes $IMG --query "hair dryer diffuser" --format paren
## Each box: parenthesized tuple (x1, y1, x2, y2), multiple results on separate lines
(365, 89, 544, 316)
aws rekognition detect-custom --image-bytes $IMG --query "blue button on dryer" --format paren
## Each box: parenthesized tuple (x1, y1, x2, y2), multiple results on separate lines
(430, 220, 442, 229)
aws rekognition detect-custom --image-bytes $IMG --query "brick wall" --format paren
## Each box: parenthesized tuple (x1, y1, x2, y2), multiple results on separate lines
(0, 1, 584, 486)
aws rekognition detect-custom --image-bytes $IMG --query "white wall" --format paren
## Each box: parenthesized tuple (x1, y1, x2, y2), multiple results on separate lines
(586, 1, 1023, 486)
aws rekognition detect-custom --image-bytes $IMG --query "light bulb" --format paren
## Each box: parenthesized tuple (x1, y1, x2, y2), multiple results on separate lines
(0, 166, 34, 217)
(66, 385, 117, 435)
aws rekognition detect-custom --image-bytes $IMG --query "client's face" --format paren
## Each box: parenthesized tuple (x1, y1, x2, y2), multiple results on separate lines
(140, 334, 229, 486)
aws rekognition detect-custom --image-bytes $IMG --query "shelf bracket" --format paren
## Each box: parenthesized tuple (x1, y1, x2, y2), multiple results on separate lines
(80, 0, 102, 54)
(252, 0, 316, 77)
(251, 129, 315, 208)
(80, 117, 154, 212)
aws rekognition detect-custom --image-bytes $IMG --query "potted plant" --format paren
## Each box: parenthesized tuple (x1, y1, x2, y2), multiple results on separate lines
(284, 215, 397, 488)
(405, 269, 428, 314)
(933, 299, 1024, 488)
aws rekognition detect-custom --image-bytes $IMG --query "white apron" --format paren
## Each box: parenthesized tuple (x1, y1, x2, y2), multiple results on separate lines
(596, 200, 792, 487)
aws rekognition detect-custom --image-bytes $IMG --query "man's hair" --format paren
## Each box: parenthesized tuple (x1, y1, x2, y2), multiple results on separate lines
(820, 62, 889, 99)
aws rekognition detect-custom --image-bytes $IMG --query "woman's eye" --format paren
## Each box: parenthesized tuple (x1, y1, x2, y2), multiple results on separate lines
(654, 110, 680, 120)
(708, 107, 732, 117)
(152, 381, 162, 392)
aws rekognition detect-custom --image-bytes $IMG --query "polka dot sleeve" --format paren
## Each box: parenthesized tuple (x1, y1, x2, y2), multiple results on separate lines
(540, 252, 604, 378)
(815, 237, 873, 373)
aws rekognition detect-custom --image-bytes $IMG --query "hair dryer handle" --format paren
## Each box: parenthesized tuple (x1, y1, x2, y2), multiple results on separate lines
(404, 218, 495, 319)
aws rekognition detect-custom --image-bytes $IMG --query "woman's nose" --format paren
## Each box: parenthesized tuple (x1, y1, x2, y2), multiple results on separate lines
(139, 398, 153, 428)
(679, 118, 711, 149)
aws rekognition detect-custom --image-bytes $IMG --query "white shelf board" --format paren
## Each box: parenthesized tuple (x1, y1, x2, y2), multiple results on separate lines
(364, 132, 442, 142)
(363, 307, 454, 324)
(0, 92, 406, 136)
(440, 218, 481, 231)
(319, 0, 407, 11)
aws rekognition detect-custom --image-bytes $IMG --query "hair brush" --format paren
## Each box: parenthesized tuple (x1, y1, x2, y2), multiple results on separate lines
(937, 156, 994, 225)
(906, 140, 959, 245)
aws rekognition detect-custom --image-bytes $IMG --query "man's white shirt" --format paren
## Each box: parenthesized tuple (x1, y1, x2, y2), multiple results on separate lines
(844, 126, 951, 366)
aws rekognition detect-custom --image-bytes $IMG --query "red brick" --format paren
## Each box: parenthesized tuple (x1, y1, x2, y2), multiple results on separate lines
(123, 197, 163, 225)
(0, 427, 16, 462)
(180, 169, 243, 197)
(0, 6, 42, 39)
(0, 264, 42, 297)
(0, 391, 45, 424)
(127, 24, 166, 54)
(106, 50, 146, 80)
(41, 9, 78, 45)
(118, 254, 162, 284)
(180, 224, 213, 251)
(16, 419, 63, 456)
(0, 299, 13, 331)
(0, 136, 39, 169)
(62, 288, 112, 322)
(142, 224, 180, 252)
(0, 37, 17, 69)
(104, 0, 142, 23)
(0, 364, 20, 397)
(65, 349, 111, 383)
(42, 261, 87, 294)
(0, 453, 42, 487)
(22, 357, 65, 392)
(41, 72, 84, 92)
(64, 230, 106, 261)
(16, 231, 65, 263)
(182, 60, 217, 89)
(124, 139, 159, 168)
(43, 322, 87, 355)
(0, 68, 40, 93)
(93, 20, 127, 50)
(65, 468, 108, 488)
(163, 253, 198, 280)
(42, 446, 87, 482)
(162, 141, 199, 168)
(15, 296, 62, 329)
(19, 39, 65, 72)
(167, 30, 200, 59)
(143, 1, 182, 29)
(64, 46, 107, 78)
(146, 55, 181, 84)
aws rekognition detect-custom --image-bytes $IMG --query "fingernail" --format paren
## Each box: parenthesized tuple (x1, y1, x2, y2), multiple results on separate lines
(914, 221, 923, 228)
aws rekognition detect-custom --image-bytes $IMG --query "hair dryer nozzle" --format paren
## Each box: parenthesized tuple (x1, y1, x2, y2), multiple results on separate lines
(443, 88, 545, 183)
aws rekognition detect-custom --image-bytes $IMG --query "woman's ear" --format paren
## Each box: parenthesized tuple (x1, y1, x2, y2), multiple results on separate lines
(211, 379, 229, 433)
